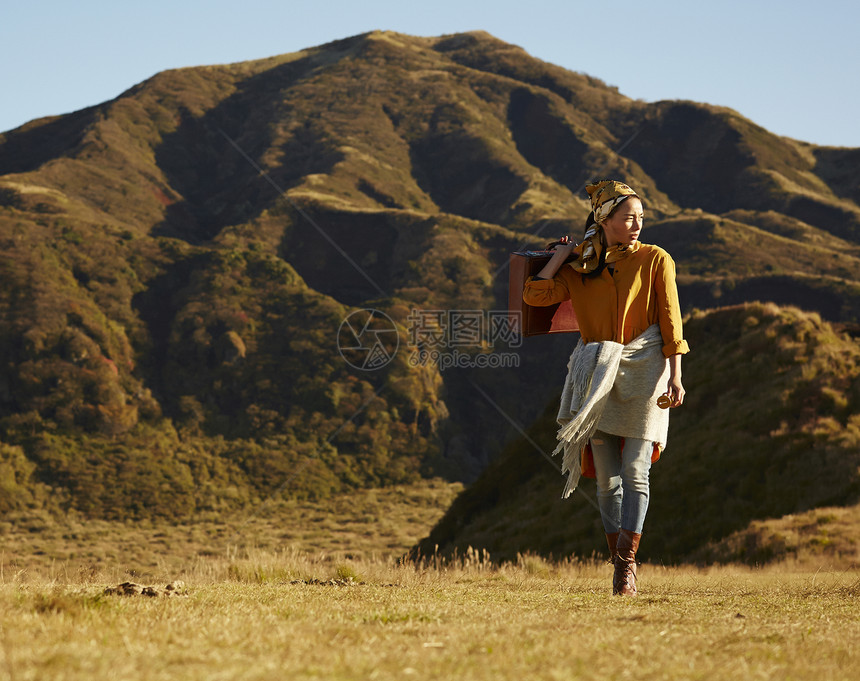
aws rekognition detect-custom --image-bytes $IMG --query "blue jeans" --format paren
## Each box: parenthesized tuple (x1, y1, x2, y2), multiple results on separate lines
(590, 430, 652, 534)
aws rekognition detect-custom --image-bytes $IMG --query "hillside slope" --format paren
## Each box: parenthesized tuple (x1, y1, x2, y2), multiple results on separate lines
(413, 303, 860, 564)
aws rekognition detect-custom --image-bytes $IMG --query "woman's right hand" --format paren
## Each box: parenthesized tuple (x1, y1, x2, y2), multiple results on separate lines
(546, 235, 576, 253)
(551, 235, 576, 257)
(535, 236, 576, 279)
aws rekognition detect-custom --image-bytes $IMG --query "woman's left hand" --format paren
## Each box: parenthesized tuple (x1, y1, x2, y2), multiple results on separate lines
(665, 375, 685, 408)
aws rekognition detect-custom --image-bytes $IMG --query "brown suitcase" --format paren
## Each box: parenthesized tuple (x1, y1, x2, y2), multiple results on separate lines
(508, 250, 579, 337)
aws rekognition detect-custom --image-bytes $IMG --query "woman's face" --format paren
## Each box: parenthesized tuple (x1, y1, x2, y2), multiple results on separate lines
(601, 197, 644, 246)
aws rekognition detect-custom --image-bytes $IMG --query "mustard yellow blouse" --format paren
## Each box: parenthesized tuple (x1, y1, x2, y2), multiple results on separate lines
(522, 242, 689, 358)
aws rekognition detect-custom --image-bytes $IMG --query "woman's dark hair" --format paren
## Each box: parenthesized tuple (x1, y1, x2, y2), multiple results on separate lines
(581, 212, 607, 280)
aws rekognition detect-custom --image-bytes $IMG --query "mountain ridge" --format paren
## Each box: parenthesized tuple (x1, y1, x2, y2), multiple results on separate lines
(1, 30, 859, 558)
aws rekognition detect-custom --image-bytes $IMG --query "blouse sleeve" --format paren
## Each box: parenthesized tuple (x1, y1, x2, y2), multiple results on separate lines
(522, 272, 571, 307)
(655, 253, 690, 357)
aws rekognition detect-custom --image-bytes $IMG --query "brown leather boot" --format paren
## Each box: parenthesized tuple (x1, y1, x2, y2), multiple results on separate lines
(612, 528, 641, 596)
(605, 532, 619, 565)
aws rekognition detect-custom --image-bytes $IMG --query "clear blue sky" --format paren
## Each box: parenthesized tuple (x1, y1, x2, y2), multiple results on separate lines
(2, 0, 858, 147)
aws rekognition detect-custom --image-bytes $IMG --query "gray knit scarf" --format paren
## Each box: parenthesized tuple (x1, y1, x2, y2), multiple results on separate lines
(553, 324, 669, 498)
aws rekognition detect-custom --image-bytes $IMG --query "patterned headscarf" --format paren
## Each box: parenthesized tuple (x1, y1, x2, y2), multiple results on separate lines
(588, 180, 639, 222)
(567, 180, 640, 274)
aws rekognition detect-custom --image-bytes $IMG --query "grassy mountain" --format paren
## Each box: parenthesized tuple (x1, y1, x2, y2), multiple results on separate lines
(1, 30, 858, 527)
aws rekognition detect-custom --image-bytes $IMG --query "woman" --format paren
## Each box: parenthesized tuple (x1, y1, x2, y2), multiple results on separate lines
(523, 180, 689, 596)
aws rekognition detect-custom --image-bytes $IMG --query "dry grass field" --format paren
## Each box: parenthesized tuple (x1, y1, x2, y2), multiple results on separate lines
(2, 480, 859, 681)
(0, 480, 464, 581)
